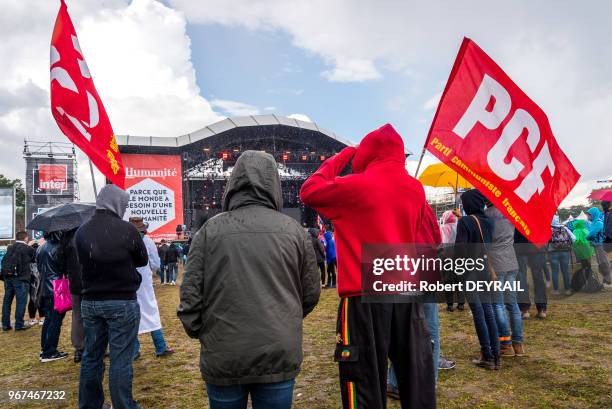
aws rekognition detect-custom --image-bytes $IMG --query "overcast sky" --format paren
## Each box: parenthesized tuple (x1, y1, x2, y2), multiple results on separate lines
(0, 0, 610, 205)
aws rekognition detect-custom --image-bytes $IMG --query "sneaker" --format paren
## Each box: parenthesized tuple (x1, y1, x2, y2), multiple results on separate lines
(457, 304, 465, 311)
(386, 384, 400, 400)
(28, 319, 38, 325)
(551, 289, 560, 295)
(438, 355, 456, 370)
(2, 326, 12, 331)
(500, 344, 515, 357)
(38, 318, 45, 326)
(564, 289, 573, 296)
(446, 305, 454, 312)
(156, 347, 175, 357)
(40, 351, 69, 362)
(472, 355, 496, 370)
(545, 280, 551, 289)
(603, 282, 612, 290)
(102, 403, 112, 409)
(15, 324, 33, 331)
(513, 343, 525, 357)
(74, 350, 83, 363)
(521, 311, 531, 319)
(171, 281, 176, 286)
(536, 310, 547, 319)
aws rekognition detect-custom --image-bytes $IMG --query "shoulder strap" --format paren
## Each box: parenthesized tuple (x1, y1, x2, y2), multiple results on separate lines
(470, 215, 485, 244)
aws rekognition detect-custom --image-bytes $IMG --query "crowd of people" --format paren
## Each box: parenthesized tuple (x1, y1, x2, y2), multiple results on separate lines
(1, 123, 610, 409)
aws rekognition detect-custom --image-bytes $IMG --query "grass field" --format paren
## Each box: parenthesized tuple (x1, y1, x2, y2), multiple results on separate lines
(0, 266, 610, 408)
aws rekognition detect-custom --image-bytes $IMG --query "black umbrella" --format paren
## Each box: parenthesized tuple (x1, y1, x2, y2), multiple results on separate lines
(27, 202, 96, 233)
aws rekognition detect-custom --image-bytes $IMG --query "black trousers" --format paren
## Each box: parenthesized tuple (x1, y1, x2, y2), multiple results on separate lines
(327, 260, 337, 287)
(28, 298, 44, 319)
(335, 297, 435, 409)
(318, 262, 326, 285)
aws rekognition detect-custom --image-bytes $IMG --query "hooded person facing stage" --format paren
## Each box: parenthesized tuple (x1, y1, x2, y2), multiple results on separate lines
(178, 150, 320, 409)
(76, 184, 148, 409)
(300, 124, 435, 409)
(454, 189, 500, 370)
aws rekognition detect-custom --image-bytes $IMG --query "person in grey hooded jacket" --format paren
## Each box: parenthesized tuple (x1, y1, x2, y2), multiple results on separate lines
(76, 184, 148, 409)
(178, 150, 320, 409)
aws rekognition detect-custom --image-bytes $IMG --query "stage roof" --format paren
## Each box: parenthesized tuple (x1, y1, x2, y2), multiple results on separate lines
(116, 115, 412, 155)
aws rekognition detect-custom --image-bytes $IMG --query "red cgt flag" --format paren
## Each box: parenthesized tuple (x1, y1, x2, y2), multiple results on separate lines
(425, 38, 580, 244)
(50, 0, 125, 188)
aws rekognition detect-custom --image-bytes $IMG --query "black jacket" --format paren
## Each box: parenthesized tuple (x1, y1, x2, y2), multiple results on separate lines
(76, 209, 148, 301)
(178, 150, 320, 385)
(60, 229, 82, 296)
(158, 244, 169, 264)
(309, 228, 325, 264)
(1, 241, 36, 282)
(165, 244, 179, 263)
(36, 239, 63, 298)
(454, 190, 493, 261)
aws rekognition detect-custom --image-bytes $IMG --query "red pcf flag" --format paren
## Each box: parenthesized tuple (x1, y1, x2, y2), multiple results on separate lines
(50, 0, 125, 188)
(425, 38, 580, 244)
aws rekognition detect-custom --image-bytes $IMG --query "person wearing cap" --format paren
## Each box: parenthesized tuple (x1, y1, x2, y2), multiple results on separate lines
(129, 217, 174, 358)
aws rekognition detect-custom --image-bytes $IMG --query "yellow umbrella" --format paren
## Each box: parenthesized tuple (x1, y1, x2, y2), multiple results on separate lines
(418, 162, 472, 192)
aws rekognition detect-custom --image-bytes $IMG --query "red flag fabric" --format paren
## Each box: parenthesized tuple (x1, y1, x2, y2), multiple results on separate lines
(50, 0, 125, 188)
(425, 38, 580, 244)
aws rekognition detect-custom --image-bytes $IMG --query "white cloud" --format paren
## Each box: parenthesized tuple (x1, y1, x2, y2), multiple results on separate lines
(0, 0, 222, 201)
(287, 113, 312, 122)
(423, 92, 442, 111)
(210, 99, 260, 116)
(321, 58, 381, 82)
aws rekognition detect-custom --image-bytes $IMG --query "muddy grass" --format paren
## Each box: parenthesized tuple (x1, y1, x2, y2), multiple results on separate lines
(0, 268, 610, 408)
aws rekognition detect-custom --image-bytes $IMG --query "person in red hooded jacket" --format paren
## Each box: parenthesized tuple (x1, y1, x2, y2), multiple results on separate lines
(300, 124, 435, 409)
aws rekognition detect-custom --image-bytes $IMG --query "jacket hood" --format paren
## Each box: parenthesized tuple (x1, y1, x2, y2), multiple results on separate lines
(551, 214, 562, 227)
(96, 184, 130, 218)
(223, 150, 282, 212)
(460, 189, 487, 216)
(441, 210, 457, 225)
(351, 123, 406, 173)
(587, 207, 602, 221)
(324, 231, 333, 241)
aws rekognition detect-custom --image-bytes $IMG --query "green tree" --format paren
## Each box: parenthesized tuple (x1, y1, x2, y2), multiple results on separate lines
(0, 174, 25, 207)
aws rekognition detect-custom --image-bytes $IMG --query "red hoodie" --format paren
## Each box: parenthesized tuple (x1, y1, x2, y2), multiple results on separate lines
(300, 124, 428, 297)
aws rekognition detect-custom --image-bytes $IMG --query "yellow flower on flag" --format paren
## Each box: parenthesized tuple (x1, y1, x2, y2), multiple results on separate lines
(109, 135, 119, 153)
(106, 150, 120, 175)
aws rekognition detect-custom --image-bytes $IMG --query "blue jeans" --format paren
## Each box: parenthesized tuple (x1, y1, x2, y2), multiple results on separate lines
(493, 270, 523, 345)
(389, 302, 439, 387)
(133, 328, 168, 356)
(549, 251, 570, 291)
(79, 299, 141, 409)
(517, 253, 547, 311)
(166, 262, 176, 283)
(158, 263, 165, 283)
(206, 379, 295, 409)
(2, 277, 29, 329)
(462, 269, 500, 360)
(40, 295, 66, 357)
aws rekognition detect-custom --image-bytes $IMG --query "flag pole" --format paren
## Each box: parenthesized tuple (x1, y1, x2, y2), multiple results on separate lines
(88, 159, 98, 197)
(414, 147, 427, 177)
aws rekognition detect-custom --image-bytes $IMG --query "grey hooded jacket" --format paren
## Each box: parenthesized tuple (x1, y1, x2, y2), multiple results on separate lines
(178, 150, 321, 385)
(76, 184, 148, 300)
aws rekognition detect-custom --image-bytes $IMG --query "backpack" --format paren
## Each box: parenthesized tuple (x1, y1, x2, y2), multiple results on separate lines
(0, 245, 23, 279)
(550, 227, 572, 250)
(570, 265, 603, 293)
